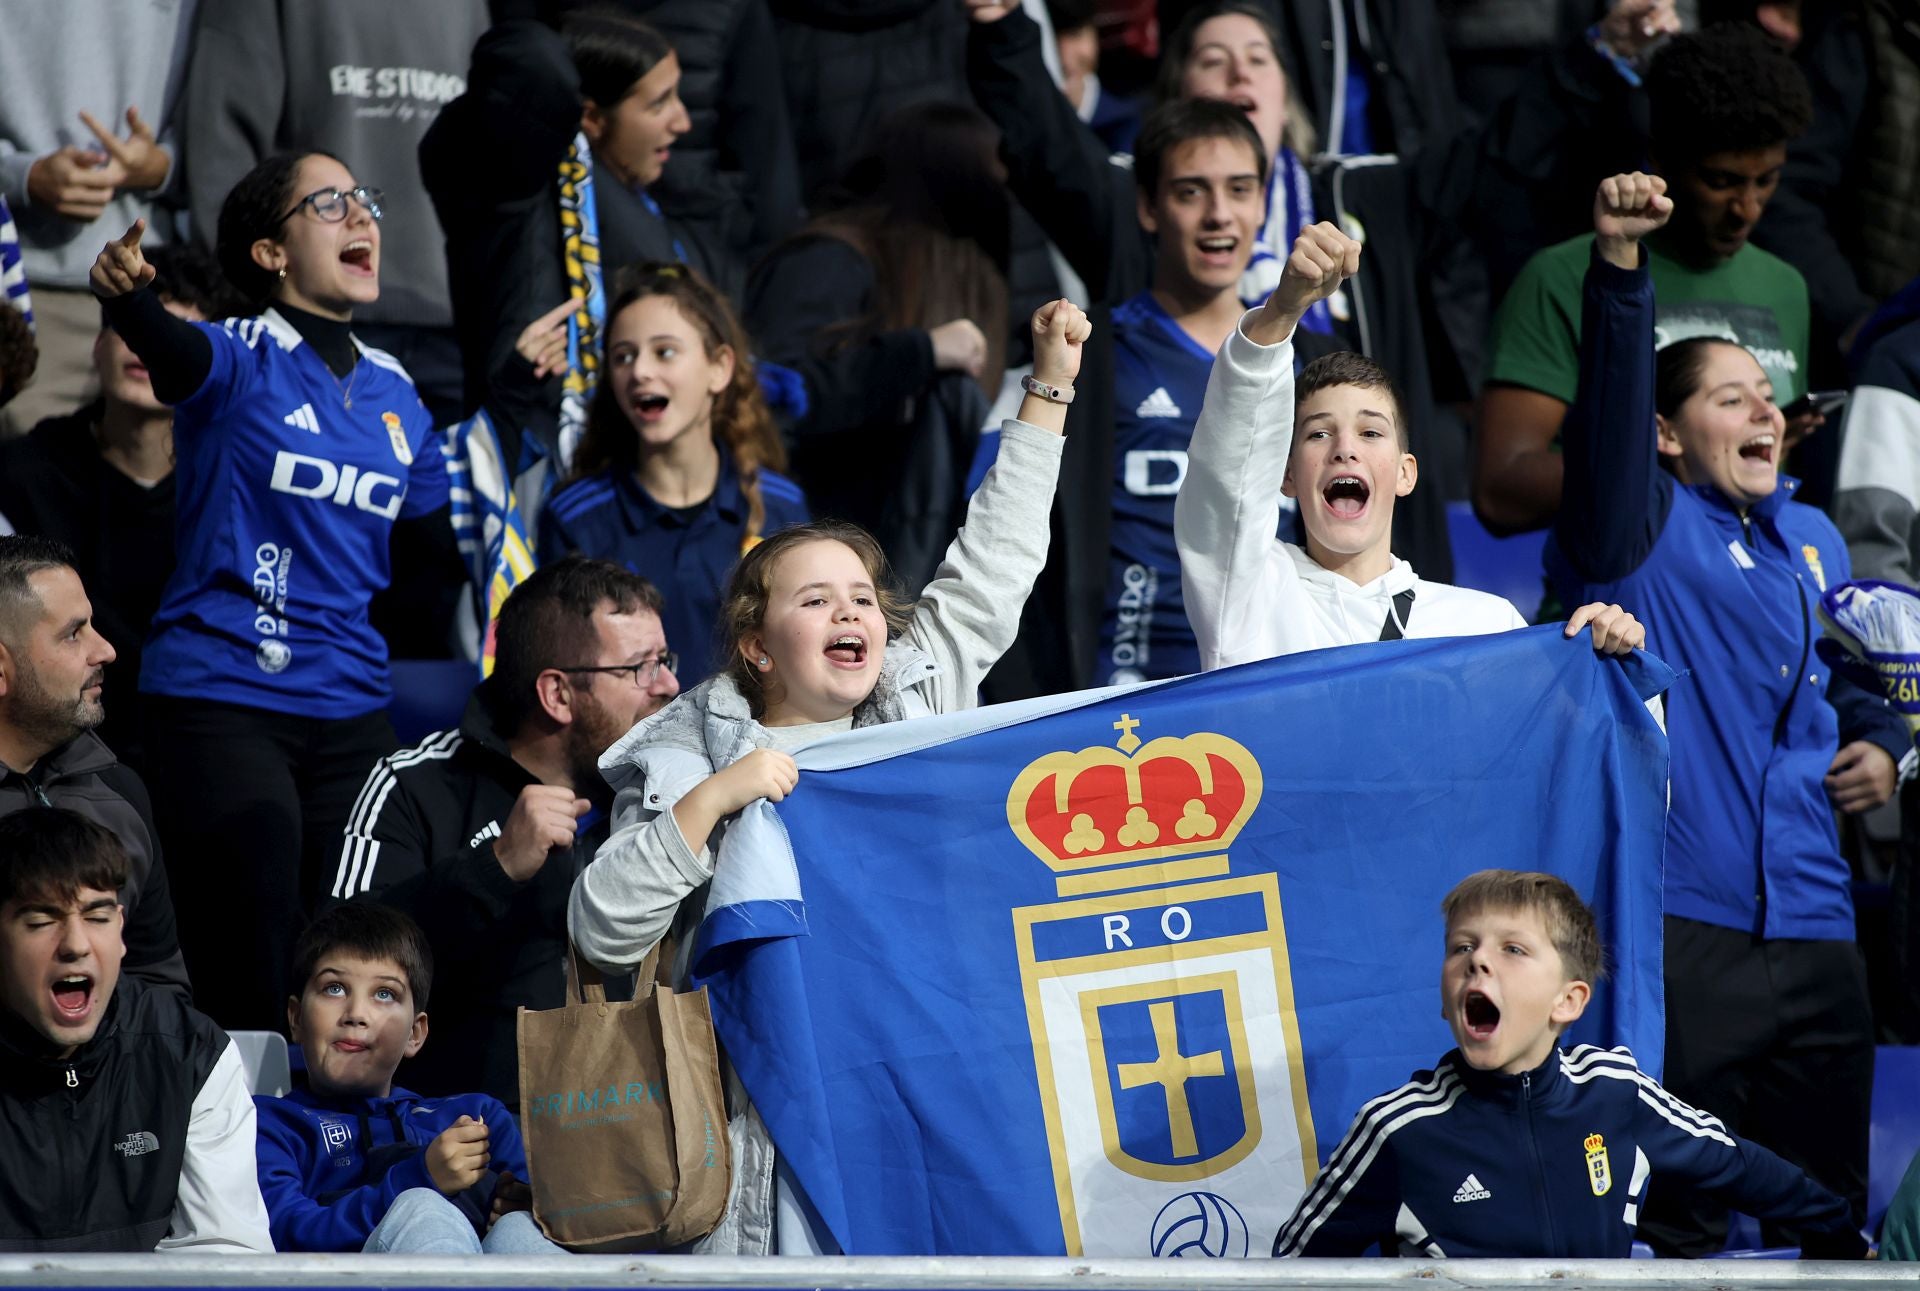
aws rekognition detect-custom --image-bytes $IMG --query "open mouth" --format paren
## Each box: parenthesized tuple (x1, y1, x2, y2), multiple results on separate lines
(339, 239, 374, 275)
(1196, 235, 1238, 264)
(823, 634, 867, 668)
(51, 975, 93, 1022)
(1462, 990, 1500, 1041)
(1322, 474, 1370, 518)
(1228, 95, 1259, 116)
(631, 392, 670, 421)
(1738, 433, 1776, 465)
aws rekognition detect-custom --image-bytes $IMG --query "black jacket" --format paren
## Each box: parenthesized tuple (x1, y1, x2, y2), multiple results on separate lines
(0, 978, 255, 1252)
(1161, 0, 1463, 161)
(746, 233, 991, 588)
(635, 0, 803, 274)
(420, 19, 721, 444)
(330, 689, 612, 1106)
(0, 734, 188, 996)
(0, 406, 175, 769)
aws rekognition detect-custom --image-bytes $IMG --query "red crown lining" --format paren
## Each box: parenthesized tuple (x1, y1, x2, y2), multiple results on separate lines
(1022, 753, 1247, 862)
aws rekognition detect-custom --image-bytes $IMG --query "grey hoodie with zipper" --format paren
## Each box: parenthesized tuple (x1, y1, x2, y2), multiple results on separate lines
(567, 418, 1064, 1253)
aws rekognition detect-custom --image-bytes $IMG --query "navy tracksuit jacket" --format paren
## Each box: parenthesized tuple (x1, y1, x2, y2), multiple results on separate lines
(1274, 1045, 1860, 1258)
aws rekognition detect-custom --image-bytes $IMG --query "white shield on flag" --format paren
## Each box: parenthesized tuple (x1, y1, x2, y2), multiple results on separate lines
(1012, 873, 1315, 1256)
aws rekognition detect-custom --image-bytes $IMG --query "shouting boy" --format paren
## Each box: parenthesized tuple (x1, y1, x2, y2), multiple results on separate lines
(0, 807, 270, 1252)
(1174, 223, 1641, 661)
(1273, 870, 1866, 1258)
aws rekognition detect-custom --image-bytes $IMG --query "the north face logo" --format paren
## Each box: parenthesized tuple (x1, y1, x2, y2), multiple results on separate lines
(113, 1130, 159, 1158)
(1453, 1173, 1491, 1203)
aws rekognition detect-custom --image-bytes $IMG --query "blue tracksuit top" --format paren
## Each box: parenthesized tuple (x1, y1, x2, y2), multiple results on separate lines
(537, 453, 809, 676)
(1545, 249, 1907, 941)
(1275, 1044, 1855, 1257)
(254, 1085, 526, 1252)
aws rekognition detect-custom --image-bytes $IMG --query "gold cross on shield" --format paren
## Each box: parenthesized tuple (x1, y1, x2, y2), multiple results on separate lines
(1116, 1000, 1225, 1158)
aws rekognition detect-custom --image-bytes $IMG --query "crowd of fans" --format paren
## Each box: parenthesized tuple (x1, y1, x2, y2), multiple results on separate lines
(0, 0, 1916, 1264)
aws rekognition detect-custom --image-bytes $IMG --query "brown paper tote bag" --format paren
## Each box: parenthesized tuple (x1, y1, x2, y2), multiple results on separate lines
(517, 944, 732, 1252)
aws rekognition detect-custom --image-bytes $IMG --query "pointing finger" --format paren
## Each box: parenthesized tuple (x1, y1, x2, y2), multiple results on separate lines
(118, 218, 146, 250)
(78, 111, 130, 162)
(534, 299, 576, 332)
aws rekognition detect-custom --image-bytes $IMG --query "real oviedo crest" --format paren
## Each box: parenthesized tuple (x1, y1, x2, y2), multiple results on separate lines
(1007, 713, 1315, 1256)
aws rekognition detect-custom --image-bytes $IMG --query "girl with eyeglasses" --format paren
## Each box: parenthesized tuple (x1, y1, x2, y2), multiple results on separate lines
(86, 150, 455, 1033)
(538, 264, 810, 675)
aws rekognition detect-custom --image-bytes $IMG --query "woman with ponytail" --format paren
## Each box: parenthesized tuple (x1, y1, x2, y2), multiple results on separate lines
(538, 263, 808, 673)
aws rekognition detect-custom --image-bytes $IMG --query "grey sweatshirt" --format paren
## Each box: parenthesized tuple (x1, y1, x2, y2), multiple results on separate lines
(0, 0, 196, 289)
(180, 0, 488, 328)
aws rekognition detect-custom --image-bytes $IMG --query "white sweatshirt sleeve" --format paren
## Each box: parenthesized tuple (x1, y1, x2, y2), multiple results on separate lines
(157, 1041, 274, 1252)
(1174, 316, 1313, 669)
(569, 782, 714, 974)
(899, 419, 1065, 713)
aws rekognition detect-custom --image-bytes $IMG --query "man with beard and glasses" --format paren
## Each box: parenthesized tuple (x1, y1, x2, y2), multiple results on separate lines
(0, 535, 188, 995)
(329, 557, 676, 1105)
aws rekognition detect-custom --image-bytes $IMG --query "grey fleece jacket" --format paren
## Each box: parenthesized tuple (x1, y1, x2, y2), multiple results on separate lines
(180, 0, 488, 328)
(0, 0, 195, 289)
(566, 418, 1065, 1253)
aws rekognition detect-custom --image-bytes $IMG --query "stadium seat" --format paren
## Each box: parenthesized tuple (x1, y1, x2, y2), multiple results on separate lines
(1872, 1045, 1920, 1236)
(387, 658, 476, 745)
(1444, 501, 1548, 622)
(229, 1030, 292, 1097)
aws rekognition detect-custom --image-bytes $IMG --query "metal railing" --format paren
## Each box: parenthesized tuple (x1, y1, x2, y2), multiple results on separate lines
(1, 1254, 1908, 1289)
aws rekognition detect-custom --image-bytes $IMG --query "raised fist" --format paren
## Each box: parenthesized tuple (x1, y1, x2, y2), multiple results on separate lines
(89, 220, 156, 298)
(930, 318, 989, 380)
(493, 783, 591, 882)
(1249, 223, 1360, 345)
(1593, 172, 1672, 269)
(1030, 299, 1091, 387)
(1598, 0, 1682, 63)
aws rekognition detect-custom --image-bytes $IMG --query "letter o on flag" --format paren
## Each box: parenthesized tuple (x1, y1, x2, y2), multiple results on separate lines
(1161, 906, 1192, 942)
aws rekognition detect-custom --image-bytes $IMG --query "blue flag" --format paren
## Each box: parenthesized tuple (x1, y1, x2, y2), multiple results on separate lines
(690, 627, 1673, 1256)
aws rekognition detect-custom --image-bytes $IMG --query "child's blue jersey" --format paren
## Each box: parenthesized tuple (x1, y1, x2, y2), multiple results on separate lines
(254, 1084, 525, 1253)
(140, 311, 450, 718)
(1275, 1045, 1859, 1258)
(1101, 292, 1218, 684)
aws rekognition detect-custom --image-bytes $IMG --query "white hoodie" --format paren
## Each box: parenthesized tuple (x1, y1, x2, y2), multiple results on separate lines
(1175, 315, 1524, 669)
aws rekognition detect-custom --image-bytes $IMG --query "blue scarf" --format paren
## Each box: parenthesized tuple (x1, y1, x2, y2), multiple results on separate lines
(556, 132, 605, 470)
(1241, 147, 1334, 336)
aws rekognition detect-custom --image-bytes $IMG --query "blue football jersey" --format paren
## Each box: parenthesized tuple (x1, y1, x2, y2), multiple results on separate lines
(141, 310, 450, 717)
(1101, 293, 1217, 684)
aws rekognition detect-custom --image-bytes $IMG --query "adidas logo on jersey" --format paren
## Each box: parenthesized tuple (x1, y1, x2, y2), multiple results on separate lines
(283, 403, 321, 434)
(1453, 1173, 1491, 1203)
(1136, 387, 1182, 418)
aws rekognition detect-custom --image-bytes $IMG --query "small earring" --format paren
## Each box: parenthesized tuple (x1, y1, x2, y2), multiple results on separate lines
(758, 656, 770, 668)
(277, 267, 287, 280)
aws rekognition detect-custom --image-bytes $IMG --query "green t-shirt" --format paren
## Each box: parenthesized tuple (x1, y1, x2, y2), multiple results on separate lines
(1485, 232, 1811, 405)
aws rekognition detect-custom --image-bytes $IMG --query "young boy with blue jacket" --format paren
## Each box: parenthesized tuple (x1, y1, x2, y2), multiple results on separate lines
(253, 903, 562, 1254)
(1273, 871, 1866, 1259)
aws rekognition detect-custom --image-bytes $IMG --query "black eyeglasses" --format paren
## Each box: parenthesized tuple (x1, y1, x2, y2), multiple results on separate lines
(556, 653, 678, 686)
(278, 185, 384, 226)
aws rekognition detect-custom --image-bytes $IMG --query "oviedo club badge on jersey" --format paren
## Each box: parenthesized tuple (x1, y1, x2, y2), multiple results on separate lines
(1007, 712, 1314, 1256)
(1585, 1132, 1612, 1196)
(383, 410, 413, 466)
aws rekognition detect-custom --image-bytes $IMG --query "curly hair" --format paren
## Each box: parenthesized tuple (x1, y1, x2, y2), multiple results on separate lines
(1647, 23, 1813, 164)
(0, 303, 35, 410)
(716, 520, 914, 716)
(570, 263, 788, 540)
